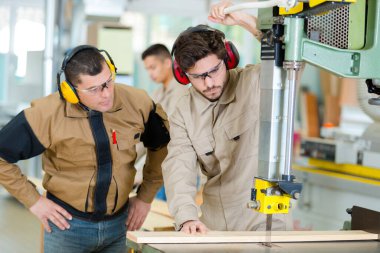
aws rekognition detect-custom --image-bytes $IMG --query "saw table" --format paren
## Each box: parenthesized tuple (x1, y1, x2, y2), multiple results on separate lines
(127, 241, 380, 253)
(127, 230, 380, 253)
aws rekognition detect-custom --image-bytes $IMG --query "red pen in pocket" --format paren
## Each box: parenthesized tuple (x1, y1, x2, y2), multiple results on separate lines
(112, 129, 117, 144)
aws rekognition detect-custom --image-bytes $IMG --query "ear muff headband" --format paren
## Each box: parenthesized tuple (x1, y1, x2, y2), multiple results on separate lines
(171, 25, 240, 85)
(101, 49, 117, 80)
(106, 60, 116, 80)
(57, 45, 117, 104)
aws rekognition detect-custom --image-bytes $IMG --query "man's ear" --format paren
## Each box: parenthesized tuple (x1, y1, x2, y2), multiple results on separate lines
(164, 58, 172, 69)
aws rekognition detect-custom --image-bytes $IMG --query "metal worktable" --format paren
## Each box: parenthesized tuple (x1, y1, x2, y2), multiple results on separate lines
(127, 240, 380, 253)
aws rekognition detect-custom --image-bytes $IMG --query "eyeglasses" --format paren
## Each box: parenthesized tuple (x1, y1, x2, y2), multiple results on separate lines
(75, 74, 114, 95)
(186, 60, 224, 82)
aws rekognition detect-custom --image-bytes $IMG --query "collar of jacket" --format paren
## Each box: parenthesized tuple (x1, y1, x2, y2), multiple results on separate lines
(65, 84, 123, 118)
(155, 77, 182, 100)
(191, 69, 238, 112)
(166, 77, 182, 94)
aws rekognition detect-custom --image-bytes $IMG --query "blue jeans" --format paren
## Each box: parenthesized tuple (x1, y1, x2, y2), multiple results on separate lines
(44, 210, 128, 253)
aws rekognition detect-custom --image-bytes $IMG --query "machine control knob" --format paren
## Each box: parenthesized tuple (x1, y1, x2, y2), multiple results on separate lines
(247, 201, 260, 210)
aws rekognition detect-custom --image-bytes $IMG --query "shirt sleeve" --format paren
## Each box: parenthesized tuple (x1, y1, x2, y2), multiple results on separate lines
(162, 107, 200, 227)
(0, 111, 45, 208)
(136, 102, 168, 203)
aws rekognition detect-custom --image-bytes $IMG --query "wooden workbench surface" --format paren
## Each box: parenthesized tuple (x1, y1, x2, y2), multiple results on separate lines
(128, 230, 379, 244)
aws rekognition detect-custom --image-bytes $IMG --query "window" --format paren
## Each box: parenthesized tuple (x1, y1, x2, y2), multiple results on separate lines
(14, 6, 45, 77)
(0, 6, 10, 53)
(0, 6, 10, 101)
(0, 0, 45, 104)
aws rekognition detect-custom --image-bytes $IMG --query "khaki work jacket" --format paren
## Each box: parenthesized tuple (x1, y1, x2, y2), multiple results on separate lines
(163, 65, 290, 231)
(151, 78, 188, 117)
(0, 84, 168, 214)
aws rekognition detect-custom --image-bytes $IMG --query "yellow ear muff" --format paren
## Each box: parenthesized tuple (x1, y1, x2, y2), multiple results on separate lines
(106, 60, 116, 81)
(60, 81, 80, 104)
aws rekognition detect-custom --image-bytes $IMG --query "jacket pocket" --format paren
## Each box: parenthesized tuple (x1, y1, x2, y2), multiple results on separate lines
(116, 129, 141, 150)
(114, 130, 141, 164)
(223, 111, 258, 159)
(192, 136, 220, 177)
(44, 170, 96, 212)
(55, 146, 95, 170)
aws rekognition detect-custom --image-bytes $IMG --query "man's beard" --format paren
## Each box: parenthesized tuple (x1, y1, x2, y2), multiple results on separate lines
(201, 85, 224, 102)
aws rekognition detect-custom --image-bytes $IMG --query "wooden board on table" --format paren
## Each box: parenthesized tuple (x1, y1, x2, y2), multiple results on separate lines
(141, 211, 174, 231)
(150, 199, 171, 218)
(127, 230, 378, 244)
(28, 177, 44, 192)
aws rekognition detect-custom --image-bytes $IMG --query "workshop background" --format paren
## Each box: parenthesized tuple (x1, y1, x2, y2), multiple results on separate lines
(1, 0, 380, 252)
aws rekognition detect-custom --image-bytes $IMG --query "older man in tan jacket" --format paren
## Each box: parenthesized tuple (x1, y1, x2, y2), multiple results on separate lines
(0, 45, 169, 252)
(162, 1, 291, 234)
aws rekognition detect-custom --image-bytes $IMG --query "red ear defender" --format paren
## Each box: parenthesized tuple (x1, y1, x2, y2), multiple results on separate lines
(224, 41, 240, 70)
(172, 59, 190, 85)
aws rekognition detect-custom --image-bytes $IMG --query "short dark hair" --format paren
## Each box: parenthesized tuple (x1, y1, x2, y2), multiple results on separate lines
(172, 25, 226, 72)
(64, 48, 105, 86)
(141, 44, 171, 61)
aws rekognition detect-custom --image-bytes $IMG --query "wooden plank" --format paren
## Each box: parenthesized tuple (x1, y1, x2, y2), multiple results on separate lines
(150, 199, 172, 218)
(127, 230, 378, 244)
(28, 177, 44, 192)
(141, 211, 174, 231)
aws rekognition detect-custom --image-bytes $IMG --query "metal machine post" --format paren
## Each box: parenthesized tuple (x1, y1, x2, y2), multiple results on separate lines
(252, 16, 305, 246)
(282, 17, 304, 180)
(252, 18, 303, 215)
